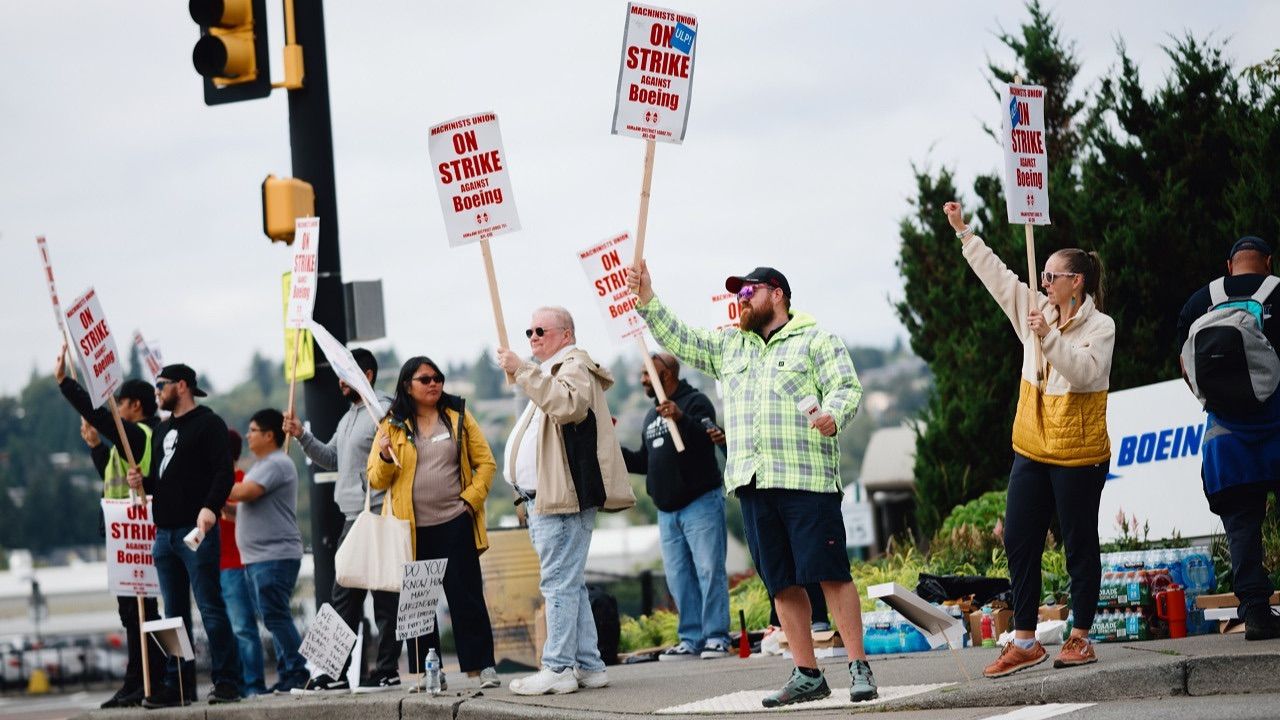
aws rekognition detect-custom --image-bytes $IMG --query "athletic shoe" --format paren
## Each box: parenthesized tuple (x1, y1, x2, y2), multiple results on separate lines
(208, 682, 241, 704)
(658, 642, 698, 661)
(509, 667, 577, 695)
(700, 639, 731, 659)
(1053, 636, 1098, 667)
(762, 668, 830, 708)
(274, 670, 312, 695)
(983, 641, 1048, 678)
(101, 685, 144, 708)
(478, 667, 501, 689)
(573, 667, 609, 689)
(141, 685, 191, 709)
(1244, 606, 1280, 641)
(849, 659, 878, 702)
(352, 673, 401, 694)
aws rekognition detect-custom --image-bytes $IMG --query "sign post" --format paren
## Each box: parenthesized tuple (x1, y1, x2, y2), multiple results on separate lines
(579, 233, 683, 450)
(286, 218, 321, 449)
(1002, 77, 1051, 381)
(428, 112, 521, 383)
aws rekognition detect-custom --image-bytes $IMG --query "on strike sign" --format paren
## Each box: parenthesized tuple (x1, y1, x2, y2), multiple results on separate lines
(711, 292, 739, 332)
(1001, 83, 1051, 225)
(132, 331, 163, 384)
(579, 233, 646, 344)
(428, 112, 521, 247)
(102, 499, 160, 597)
(65, 288, 123, 408)
(612, 3, 698, 144)
(286, 218, 320, 329)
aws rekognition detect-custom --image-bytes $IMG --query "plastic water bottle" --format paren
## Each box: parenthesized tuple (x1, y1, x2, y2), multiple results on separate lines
(426, 648, 441, 695)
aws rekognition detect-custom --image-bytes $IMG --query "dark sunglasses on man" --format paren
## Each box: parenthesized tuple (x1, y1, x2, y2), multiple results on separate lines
(525, 326, 563, 338)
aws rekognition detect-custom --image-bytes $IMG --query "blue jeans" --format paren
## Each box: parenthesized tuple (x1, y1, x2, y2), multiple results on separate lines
(245, 559, 307, 683)
(220, 568, 267, 695)
(659, 489, 731, 649)
(527, 504, 604, 673)
(152, 525, 241, 693)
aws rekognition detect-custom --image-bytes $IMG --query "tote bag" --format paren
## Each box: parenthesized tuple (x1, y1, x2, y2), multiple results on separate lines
(334, 482, 412, 592)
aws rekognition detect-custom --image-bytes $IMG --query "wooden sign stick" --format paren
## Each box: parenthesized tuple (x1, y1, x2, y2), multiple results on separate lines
(137, 596, 152, 697)
(630, 139, 684, 452)
(480, 238, 516, 385)
(107, 395, 141, 506)
(285, 329, 302, 452)
(61, 330, 79, 381)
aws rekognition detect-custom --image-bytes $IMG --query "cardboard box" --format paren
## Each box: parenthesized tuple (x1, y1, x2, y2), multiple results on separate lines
(1039, 604, 1070, 622)
(968, 609, 1013, 643)
(1195, 591, 1280, 610)
(775, 630, 846, 659)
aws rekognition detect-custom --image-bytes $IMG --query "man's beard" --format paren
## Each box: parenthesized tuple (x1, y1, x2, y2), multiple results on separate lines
(739, 305, 771, 334)
(342, 385, 360, 403)
(159, 394, 177, 412)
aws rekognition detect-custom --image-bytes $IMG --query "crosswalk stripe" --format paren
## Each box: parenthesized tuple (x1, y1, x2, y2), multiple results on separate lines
(978, 703, 1096, 720)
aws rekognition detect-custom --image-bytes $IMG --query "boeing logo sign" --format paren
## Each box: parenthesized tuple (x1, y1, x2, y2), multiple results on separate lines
(1115, 423, 1206, 469)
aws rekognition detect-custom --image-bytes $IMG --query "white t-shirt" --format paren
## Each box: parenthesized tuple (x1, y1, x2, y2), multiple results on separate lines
(504, 344, 576, 494)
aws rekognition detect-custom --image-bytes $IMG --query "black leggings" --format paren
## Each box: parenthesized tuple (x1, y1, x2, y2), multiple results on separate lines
(1004, 452, 1108, 632)
(407, 512, 496, 673)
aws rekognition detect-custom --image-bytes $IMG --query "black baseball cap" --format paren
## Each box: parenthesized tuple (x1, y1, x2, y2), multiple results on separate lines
(117, 379, 157, 417)
(158, 364, 208, 397)
(725, 267, 791, 298)
(1229, 236, 1273, 260)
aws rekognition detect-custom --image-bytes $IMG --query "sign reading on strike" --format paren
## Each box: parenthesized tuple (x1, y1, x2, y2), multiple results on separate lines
(102, 499, 160, 597)
(287, 218, 320, 329)
(396, 559, 448, 641)
(65, 288, 123, 408)
(579, 233, 647, 344)
(711, 292, 739, 332)
(1001, 83, 1051, 225)
(612, 3, 698, 144)
(132, 331, 164, 384)
(428, 112, 521, 247)
(300, 603, 357, 680)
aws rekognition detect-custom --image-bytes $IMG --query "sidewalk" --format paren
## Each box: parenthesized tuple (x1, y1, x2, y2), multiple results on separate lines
(77, 634, 1280, 719)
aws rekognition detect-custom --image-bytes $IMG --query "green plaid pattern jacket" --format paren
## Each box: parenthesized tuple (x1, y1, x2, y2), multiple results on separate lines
(638, 298, 862, 494)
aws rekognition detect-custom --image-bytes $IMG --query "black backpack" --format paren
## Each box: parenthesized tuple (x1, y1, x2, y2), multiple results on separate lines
(1181, 275, 1280, 414)
(587, 584, 620, 665)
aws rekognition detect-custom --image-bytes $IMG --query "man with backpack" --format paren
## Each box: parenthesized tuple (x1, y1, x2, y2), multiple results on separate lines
(1178, 236, 1280, 640)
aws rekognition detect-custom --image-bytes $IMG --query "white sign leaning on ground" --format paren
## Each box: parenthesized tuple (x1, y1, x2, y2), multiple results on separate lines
(102, 499, 160, 597)
(286, 218, 320, 329)
(396, 559, 448, 641)
(428, 112, 521, 247)
(300, 603, 357, 680)
(65, 287, 123, 408)
(1001, 83, 1051, 225)
(579, 233, 647, 344)
(611, 2, 698, 143)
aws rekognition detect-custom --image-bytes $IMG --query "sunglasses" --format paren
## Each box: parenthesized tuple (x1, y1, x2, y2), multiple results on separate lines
(1040, 271, 1080, 284)
(525, 326, 563, 338)
(155, 379, 176, 390)
(411, 373, 444, 385)
(736, 283, 771, 300)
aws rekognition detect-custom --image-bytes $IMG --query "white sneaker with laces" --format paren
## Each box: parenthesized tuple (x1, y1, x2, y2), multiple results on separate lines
(509, 667, 577, 696)
(573, 667, 609, 689)
(478, 667, 501, 689)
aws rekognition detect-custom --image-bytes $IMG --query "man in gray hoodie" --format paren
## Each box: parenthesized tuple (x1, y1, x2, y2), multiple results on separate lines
(283, 349, 400, 691)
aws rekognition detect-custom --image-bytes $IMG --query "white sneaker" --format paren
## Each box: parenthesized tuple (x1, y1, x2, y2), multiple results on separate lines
(573, 667, 609, 689)
(509, 667, 577, 696)
(700, 640, 731, 659)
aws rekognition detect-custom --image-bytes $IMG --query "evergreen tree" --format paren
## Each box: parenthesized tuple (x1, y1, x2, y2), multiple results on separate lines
(470, 347, 505, 400)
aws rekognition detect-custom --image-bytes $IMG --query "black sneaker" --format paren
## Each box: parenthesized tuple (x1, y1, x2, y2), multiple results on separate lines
(353, 673, 401, 694)
(101, 685, 144, 708)
(308, 674, 351, 692)
(208, 682, 242, 704)
(141, 685, 191, 709)
(1245, 606, 1280, 641)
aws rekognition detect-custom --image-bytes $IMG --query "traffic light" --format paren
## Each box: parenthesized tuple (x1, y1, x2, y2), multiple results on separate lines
(262, 175, 315, 244)
(189, 0, 272, 105)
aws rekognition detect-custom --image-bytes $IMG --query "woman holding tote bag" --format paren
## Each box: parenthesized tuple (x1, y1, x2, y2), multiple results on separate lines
(368, 356, 501, 690)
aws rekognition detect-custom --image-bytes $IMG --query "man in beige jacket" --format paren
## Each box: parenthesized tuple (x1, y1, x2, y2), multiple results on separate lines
(497, 306, 635, 696)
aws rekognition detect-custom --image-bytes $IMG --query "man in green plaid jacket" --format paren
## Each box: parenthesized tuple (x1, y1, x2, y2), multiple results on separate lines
(628, 262, 877, 707)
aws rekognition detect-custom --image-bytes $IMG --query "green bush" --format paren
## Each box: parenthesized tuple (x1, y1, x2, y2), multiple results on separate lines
(939, 491, 1006, 536)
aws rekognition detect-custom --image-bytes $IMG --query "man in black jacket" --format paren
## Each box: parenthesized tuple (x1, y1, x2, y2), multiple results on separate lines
(622, 353, 732, 660)
(126, 364, 242, 707)
(56, 353, 164, 708)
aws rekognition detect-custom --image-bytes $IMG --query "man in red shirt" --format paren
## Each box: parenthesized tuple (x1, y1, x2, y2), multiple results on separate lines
(219, 430, 267, 696)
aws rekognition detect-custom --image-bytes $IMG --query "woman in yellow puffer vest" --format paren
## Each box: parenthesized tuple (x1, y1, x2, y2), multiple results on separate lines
(943, 201, 1115, 679)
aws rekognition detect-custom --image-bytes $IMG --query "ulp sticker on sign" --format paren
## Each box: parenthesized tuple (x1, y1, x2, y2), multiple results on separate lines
(612, 3, 698, 144)
(428, 112, 521, 247)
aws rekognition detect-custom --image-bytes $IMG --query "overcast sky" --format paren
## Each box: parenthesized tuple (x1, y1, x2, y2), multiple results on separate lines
(3, 1, 1276, 395)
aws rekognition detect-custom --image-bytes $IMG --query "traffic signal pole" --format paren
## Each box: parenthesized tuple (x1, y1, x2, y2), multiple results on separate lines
(288, 0, 346, 609)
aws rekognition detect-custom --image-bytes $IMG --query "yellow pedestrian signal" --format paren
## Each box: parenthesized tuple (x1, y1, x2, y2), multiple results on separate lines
(190, 0, 272, 105)
(263, 175, 316, 244)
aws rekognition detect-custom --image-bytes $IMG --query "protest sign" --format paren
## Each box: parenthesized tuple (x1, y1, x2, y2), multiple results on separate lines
(281, 273, 315, 383)
(37, 236, 80, 380)
(428, 112, 521, 248)
(579, 233, 647, 344)
(300, 603, 357, 681)
(396, 559, 448, 641)
(132, 331, 164, 384)
(65, 288, 123, 408)
(286, 218, 320, 329)
(711, 292, 739, 332)
(611, 3, 698, 144)
(1001, 83, 1051, 225)
(308, 319, 398, 466)
(102, 499, 160, 596)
